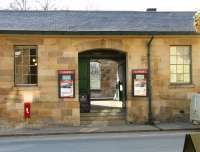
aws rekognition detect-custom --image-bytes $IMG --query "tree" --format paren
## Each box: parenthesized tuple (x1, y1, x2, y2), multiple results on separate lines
(9, 0, 29, 10)
(194, 11, 200, 32)
(36, 0, 56, 11)
(8, 0, 58, 11)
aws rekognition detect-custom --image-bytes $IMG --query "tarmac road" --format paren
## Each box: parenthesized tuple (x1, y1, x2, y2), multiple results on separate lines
(0, 132, 186, 152)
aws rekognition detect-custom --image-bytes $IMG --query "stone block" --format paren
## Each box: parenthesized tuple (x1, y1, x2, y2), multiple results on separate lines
(51, 109, 61, 118)
(67, 101, 79, 109)
(72, 108, 80, 118)
(61, 109, 72, 116)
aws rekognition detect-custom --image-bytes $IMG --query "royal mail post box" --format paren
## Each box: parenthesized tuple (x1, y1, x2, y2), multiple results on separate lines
(24, 103, 31, 119)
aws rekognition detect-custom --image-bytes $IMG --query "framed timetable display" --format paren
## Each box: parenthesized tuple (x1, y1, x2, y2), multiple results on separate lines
(58, 70, 75, 98)
(132, 69, 148, 97)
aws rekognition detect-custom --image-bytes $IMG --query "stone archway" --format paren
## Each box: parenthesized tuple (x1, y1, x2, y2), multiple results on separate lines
(75, 39, 124, 54)
(78, 48, 127, 126)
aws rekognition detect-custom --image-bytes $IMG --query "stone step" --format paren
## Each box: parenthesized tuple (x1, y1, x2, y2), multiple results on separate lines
(81, 112, 125, 117)
(81, 116, 125, 121)
(80, 120, 126, 126)
(91, 105, 124, 109)
(80, 107, 126, 126)
(90, 108, 125, 113)
(80, 115, 125, 121)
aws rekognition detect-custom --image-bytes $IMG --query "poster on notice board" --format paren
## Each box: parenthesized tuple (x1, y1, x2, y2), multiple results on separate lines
(58, 70, 75, 98)
(132, 69, 148, 97)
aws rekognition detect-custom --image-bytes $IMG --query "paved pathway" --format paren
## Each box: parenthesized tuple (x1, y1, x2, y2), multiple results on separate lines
(0, 122, 199, 137)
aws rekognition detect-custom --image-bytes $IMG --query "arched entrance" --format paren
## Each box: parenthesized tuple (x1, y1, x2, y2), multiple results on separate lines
(78, 49, 127, 125)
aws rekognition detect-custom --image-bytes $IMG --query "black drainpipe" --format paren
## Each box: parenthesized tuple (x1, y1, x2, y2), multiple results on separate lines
(147, 36, 154, 125)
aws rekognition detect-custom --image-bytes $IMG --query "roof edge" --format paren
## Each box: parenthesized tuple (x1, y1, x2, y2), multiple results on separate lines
(0, 10, 196, 13)
(0, 30, 199, 35)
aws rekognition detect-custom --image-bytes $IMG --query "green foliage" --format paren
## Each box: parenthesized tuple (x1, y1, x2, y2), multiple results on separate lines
(194, 11, 200, 32)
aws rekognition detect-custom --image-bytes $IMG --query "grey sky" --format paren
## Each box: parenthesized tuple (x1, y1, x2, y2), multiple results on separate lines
(0, 0, 199, 11)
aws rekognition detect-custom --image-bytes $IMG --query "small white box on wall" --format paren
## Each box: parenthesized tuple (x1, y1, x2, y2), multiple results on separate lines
(190, 94, 200, 124)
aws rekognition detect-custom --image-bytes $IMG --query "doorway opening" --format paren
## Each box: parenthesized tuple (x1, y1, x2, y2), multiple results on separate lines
(78, 49, 127, 125)
(90, 59, 124, 107)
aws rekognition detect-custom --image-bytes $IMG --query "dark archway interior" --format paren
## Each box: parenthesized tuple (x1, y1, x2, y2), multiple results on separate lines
(78, 49, 126, 61)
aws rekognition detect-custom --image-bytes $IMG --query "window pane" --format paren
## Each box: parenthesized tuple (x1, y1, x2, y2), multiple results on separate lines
(30, 48, 36, 56)
(23, 74, 30, 84)
(177, 56, 184, 64)
(176, 74, 184, 83)
(15, 50, 23, 66)
(30, 66, 37, 75)
(183, 55, 190, 64)
(31, 75, 37, 84)
(15, 74, 23, 84)
(184, 74, 190, 83)
(170, 56, 176, 64)
(15, 65, 23, 75)
(15, 56, 22, 65)
(170, 65, 176, 73)
(23, 55, 29, 65)
(23, 66, 30, 75)
(177, 65, 183, 73)
(176, 47, 184, 55)
(183, 47, 190, 55)
(170, 74, 176, 83)
(184, 65, 190, 73)
(23, 48, 29, 56)
(30, 56, 37, 66)
(15, 50, 22, 56)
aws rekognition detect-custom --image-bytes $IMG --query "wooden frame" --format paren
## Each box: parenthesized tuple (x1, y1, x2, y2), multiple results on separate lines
(14, 45, 38, 87)
(169, 45, 192, 85)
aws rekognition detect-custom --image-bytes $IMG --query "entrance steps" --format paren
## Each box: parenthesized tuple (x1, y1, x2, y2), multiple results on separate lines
(80, 108, 126, 126)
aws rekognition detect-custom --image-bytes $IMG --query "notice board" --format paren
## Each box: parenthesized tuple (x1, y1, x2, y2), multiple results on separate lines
(132, 69, 148, 97)
(58, 70, 75, 98)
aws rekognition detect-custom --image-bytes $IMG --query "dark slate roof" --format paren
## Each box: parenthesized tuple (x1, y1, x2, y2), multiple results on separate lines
(0, 10, 197, 35)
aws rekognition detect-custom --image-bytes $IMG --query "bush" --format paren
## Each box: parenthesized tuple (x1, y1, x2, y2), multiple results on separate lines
(194, 11, 200, 32)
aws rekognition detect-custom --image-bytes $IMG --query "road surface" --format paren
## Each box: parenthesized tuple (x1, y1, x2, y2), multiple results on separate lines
(0, 132, 186, 152)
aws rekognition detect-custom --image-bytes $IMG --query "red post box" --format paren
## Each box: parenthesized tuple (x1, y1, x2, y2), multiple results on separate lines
(24, 103, 31, 119)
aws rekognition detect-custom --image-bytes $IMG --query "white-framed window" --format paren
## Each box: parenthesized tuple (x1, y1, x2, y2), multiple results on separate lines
(90, 61, 101, 90)
(170, 46, 191, 84)
(14, 46, 38, 86)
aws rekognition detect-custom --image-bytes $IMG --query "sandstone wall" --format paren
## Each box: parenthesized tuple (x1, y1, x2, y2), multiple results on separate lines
(0, 35, 199, 127)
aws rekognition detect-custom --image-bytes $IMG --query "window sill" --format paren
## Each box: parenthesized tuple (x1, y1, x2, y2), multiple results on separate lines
(168, 84, 195, 89)
(15, 84, 38, 87)
(14, 84, 39, 90)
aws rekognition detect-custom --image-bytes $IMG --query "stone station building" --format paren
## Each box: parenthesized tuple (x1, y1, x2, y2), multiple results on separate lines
(0, 10, 199, 127)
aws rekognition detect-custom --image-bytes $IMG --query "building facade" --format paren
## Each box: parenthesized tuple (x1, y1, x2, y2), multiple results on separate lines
(0, 11, 199, 127)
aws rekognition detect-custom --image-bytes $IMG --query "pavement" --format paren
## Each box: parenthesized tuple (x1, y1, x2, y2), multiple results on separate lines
(0, 122, 199, 137)
(0, 132, 186, 152)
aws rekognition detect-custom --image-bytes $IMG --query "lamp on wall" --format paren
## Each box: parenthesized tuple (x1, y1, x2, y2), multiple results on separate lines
(32, 58, 36, 62)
